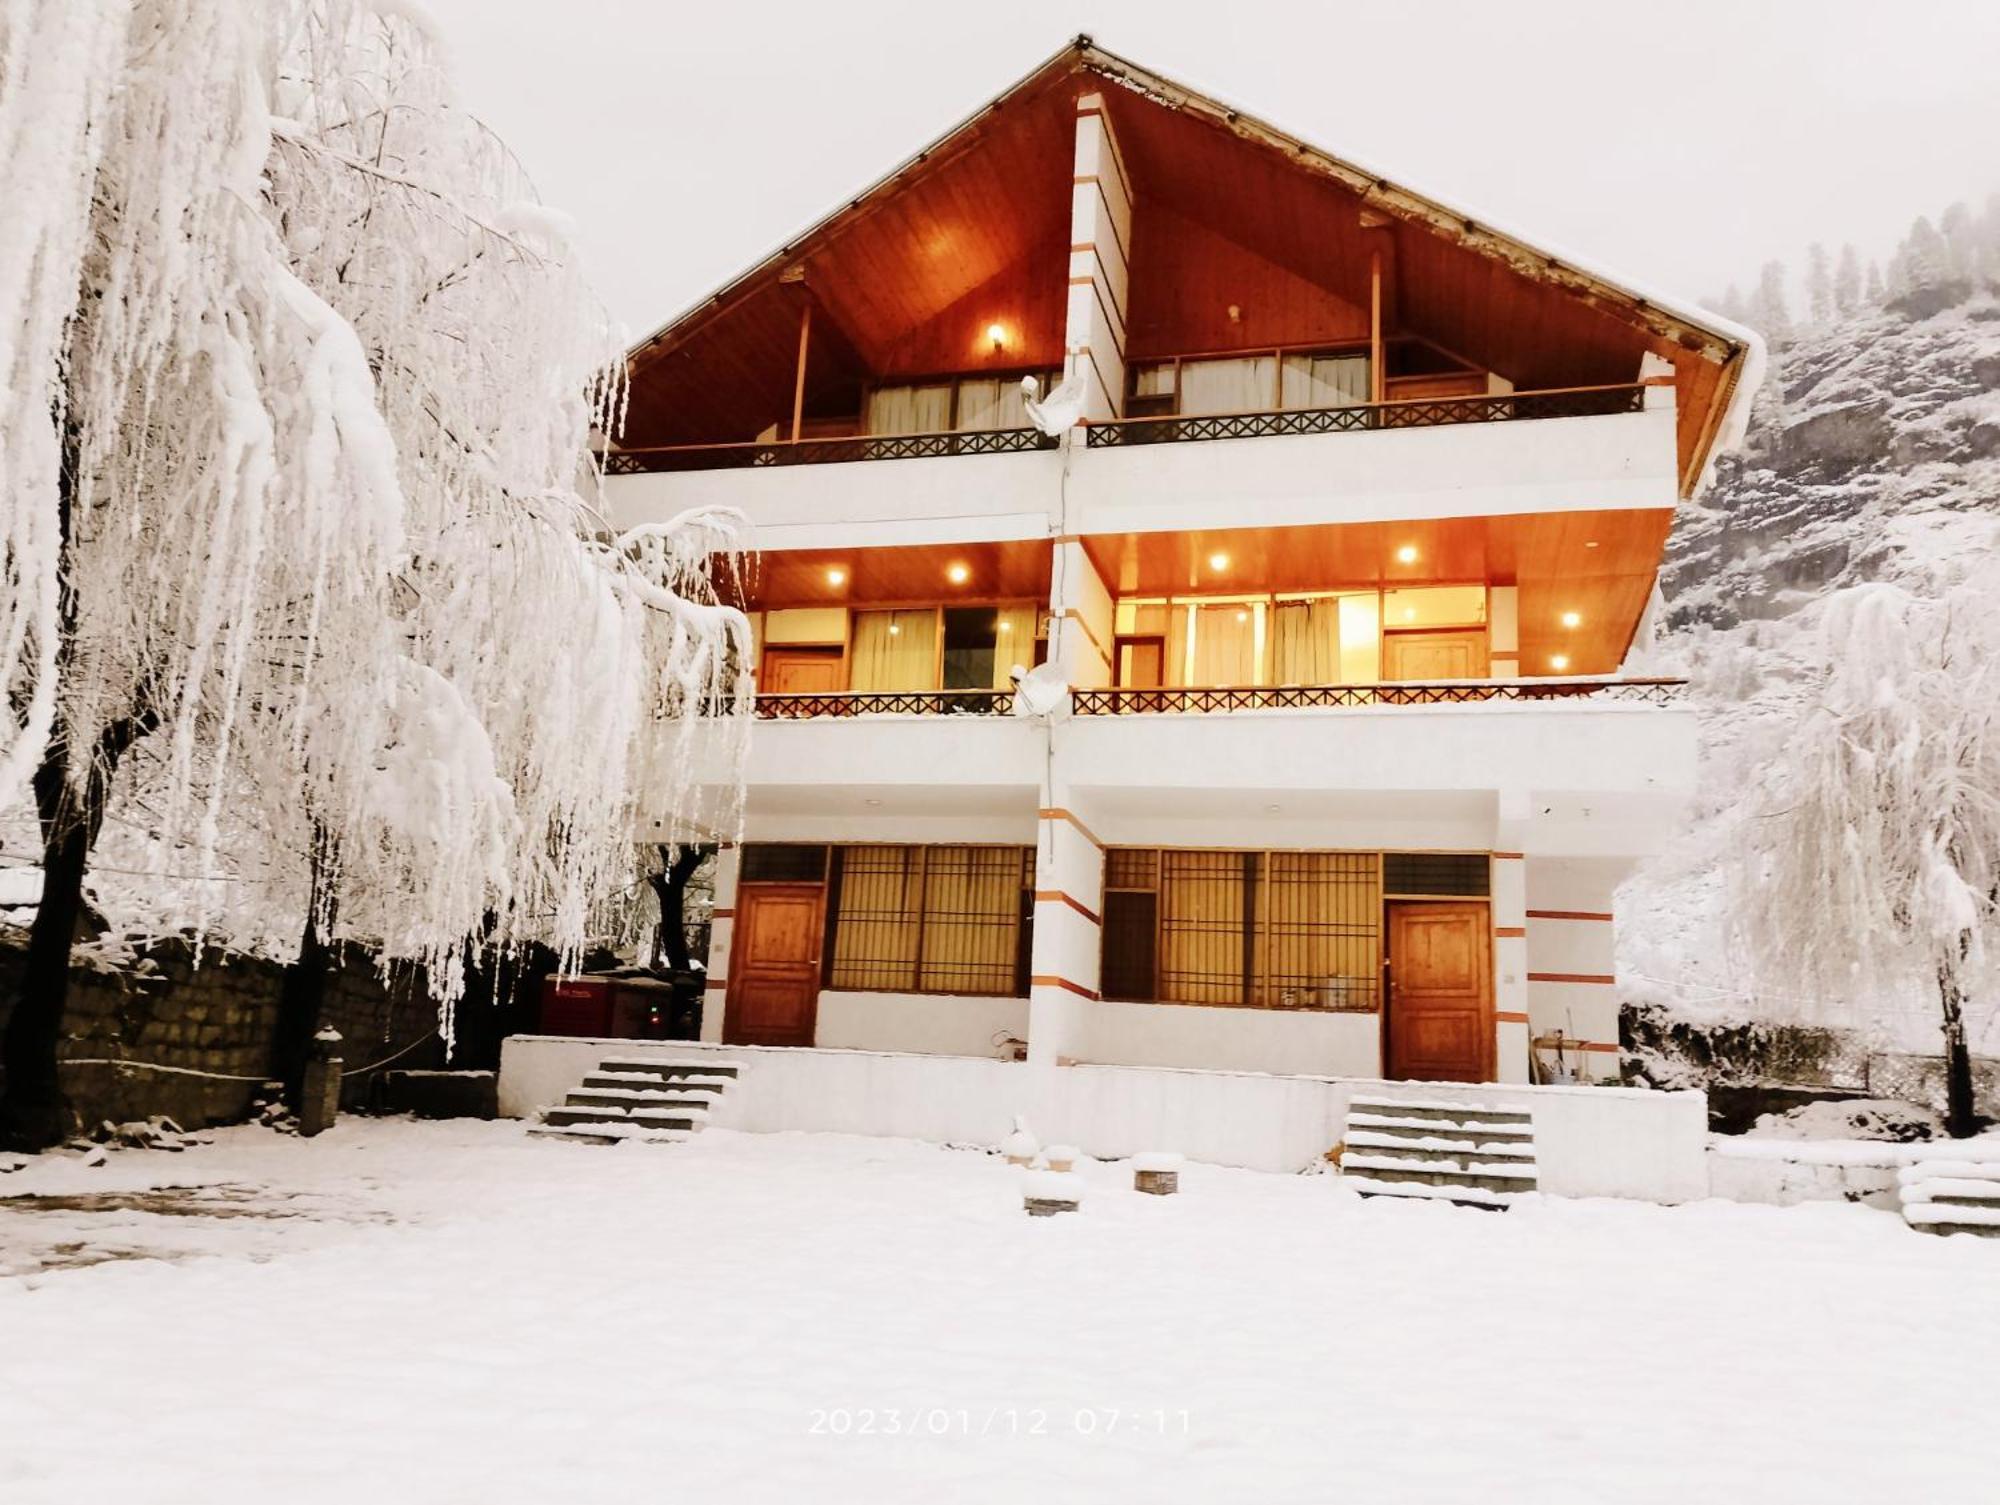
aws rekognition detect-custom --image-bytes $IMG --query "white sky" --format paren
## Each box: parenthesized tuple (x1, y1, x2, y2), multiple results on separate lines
(422, 0, 2000, 338)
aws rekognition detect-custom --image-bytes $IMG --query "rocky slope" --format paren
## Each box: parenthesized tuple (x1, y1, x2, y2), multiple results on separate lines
(1619, 291, 2000, 1054)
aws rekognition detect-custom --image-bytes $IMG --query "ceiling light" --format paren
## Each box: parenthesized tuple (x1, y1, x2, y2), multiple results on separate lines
(1550, 653, 1570, 672)
(888, 623, 901, 636)
(946, 563, 971, 585)
(1560, 610, 1581, 629)
(1208, 551, 1230, 572)
(1584, 540, 1600, 550)
(1395, 544, 1419, 564)
(826, 566, 847, 587)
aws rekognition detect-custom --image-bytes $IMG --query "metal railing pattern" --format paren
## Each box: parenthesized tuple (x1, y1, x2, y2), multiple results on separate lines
(603, 426, 1057, 475)
(744, 679, 1685, 719)
(1083, 383, 1647, 449)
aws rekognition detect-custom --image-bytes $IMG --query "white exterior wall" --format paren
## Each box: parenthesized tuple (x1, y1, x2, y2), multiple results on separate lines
(1074, 999, 1380, 1077)
(813, 990, 1027, 1058)
(603, 407, 1678, 550)
(1525, 856, 1627, 1082)
(499, 1036, 1710, 1202)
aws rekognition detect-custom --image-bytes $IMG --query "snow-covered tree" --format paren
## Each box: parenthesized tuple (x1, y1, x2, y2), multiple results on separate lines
(1748, 260, 1792, 343)
(1735, 575, 2000, 1136)
(0, 0, 750, 1147)
(1833, 244, 1861, 315)
(1865, 259, 1884, 304)
(1805, 243, 1834, 325)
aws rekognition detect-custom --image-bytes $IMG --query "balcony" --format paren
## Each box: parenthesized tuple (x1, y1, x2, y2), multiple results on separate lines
(744, 678, 1686, 718)
(603, 424, 1057, 476)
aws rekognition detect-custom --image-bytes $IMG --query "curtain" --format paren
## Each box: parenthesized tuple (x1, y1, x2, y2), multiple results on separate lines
(865, 383, 951, 436)
(917, 846, 1026, 994)
(1188, 603, 1258, 686)
(1271, 599, 1342, 684)
(1157, 850, 1247, 1006)
(828, 846, 922, 991)
(1280, 354, 1370, 410)
(1338, 594, 1381, 684)
(1179, 356, 1276, 416)
(849, 609, 938, 692)
(955, 378, 1031, 432)
(990, 605, 1038, 688)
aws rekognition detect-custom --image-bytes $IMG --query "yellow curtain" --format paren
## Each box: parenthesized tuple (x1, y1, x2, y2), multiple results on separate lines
(1157, 850, 1246, 1005)
(1180, 356, 1277, 415)
(990, 605, 1038, 688)
(865, 384, 952, 436)
(849, 609, 938, 692)
(1189, 603, 1258, 686)
(1272, 599, 1342, 684)
(917, 847, 1026, 993)
(955, 379, 1031, 432)
(829, 847, 922, 991)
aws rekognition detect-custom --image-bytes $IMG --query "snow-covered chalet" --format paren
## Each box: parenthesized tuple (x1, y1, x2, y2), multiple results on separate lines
(602, 37, 1758, 1087)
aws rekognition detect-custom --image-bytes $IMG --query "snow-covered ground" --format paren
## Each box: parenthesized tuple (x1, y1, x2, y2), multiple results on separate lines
(3, 1121, 1996, 1503)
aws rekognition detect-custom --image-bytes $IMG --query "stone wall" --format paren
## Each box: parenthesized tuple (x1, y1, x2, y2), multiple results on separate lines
(0, 929, 445, 1131)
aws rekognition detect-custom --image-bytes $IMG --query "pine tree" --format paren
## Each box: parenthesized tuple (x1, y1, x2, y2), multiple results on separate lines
(1805, 243, 1834, 324)
(1749, 260, 1792, 343)
(1865, 259, 1885, 303)
(1833, 244, 1861, 314)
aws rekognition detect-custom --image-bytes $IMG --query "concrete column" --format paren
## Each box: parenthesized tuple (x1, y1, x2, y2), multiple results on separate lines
(1491, 790, 1531, 1083)
(298, 1027, 343, 1137)
(701, 846, 741, 1044)
(1025, 794, 1104, 1068)
(1065, 93, 1131, 423)
(1049, 539, 1114, 689)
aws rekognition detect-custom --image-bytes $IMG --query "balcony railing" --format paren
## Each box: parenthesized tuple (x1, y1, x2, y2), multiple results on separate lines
(1069, 679, 1687, 713)
(746, 679, 1684, 719)
(603, 426, 1057, 476)
(754, 689, 1016, 719)
(1084, 383, 1647, 449)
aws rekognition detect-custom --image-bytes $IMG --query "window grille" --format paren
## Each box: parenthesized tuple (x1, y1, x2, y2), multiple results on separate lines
(1382, 852, 1490, 897)
(826, 845, 1033, 997)
(738, 844, 828, 884)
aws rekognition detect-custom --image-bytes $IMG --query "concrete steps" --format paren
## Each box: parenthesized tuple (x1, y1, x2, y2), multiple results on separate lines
(527, 1056, 740, 1146)
(1899, 1158, 2000, 1237)
(1342, 1095, 1538, 1208)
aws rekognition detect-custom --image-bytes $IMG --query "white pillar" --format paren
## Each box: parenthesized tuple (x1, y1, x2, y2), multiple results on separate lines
(1492, 789, 1531, 1082)
(1524, 858, 1625, 1083)
(1065, 93, 1131, 423)
(700, 846, 740, 1044)
(1025, 794, 1103, 1068)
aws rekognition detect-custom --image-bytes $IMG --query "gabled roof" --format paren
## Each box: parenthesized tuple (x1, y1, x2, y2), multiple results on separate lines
(624, 36, 1761, 496)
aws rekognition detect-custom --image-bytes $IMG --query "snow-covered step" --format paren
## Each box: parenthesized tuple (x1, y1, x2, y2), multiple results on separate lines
(598, 1057, 742, 1080)
(527, 1122, 696, 1147)
(529, 1052, 741, 1147)
(1899, 1159, 2000, 1237)
(567, 1088, 715, 1110)
(1342, 1094, 1537, 1208)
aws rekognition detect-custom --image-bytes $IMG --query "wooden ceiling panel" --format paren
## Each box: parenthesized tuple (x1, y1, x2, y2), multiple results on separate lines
(1079, 509, 1672, 674)
(734, 538, 1055, 611)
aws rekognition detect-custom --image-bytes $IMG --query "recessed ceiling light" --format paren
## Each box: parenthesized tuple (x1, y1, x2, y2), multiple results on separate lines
(1208, 551, 1230, 571)
(1550, 653, 1571, 671)
(826, 566, 847, 587)
(1396, 544, 1419, 564)
(1584, 540, 1600, 550)
(946, 562, 971, 585)
(865, 798, 883, 807)
(1560, 610, 1581, 629)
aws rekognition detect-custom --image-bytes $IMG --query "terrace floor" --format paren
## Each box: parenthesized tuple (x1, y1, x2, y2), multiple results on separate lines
(2, 1119, 1994, 1503)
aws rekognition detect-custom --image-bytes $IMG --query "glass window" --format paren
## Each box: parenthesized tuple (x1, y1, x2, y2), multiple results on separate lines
(827, 845, 1032, 996)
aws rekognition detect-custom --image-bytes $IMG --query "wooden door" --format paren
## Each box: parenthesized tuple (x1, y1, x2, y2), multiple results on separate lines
(1386, 902, 1492, 1081)
(762, 646, 844, 694)
(1383, 629, 1488, 681)
(1117, 637, 1165, 689)
(725, 884, 825, 1046)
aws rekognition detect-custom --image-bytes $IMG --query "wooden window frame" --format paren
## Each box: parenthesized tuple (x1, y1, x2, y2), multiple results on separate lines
(821, 842, 1036, 999)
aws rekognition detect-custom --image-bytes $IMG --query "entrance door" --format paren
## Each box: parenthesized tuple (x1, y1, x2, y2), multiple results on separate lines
(1386, 902, 1492, 1081)
(1384, 629, 1488, 681)
(762, 646, 844, 694)
(725, 883, 825, 1046)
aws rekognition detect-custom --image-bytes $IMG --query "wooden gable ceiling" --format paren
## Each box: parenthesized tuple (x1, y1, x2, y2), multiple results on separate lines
(620, 37, 1752, 492)
(622, 60, 1080, 447)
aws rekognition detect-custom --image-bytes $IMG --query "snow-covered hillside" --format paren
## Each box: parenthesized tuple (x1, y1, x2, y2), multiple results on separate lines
(1621, 291, 2000, 1051)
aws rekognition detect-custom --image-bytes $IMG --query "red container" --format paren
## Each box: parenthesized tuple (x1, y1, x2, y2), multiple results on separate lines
(539, 976, 614, 1037)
